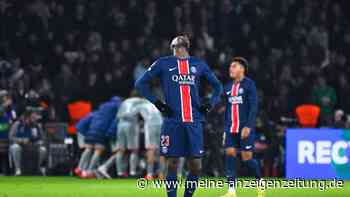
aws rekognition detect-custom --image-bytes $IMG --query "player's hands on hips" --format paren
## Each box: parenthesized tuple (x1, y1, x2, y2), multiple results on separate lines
(199, 98, 212, 114)
(154, 99, 173, 117)
(241, 127, 251, 139)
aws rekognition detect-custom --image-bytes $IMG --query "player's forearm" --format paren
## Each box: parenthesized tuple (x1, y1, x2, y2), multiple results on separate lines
(243, 94, 258, 128)
(134, 77, 157, 103)
(246, 82, 258, 128)
(207, 75, 223, 107)
(246, 109, 257, 128)
(209, 81, 223, 107)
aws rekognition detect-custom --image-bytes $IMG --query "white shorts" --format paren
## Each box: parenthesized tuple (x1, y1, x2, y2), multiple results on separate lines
(144, 124, 161, 149)
(77, 133, 85, 148)
(116, 121, 140, 150)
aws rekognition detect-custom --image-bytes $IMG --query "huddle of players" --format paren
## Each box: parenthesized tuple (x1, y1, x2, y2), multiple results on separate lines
(74, 96, 164, 180)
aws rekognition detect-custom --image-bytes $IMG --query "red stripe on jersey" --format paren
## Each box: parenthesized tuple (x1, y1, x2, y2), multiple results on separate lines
(230, 83, 240, 133)
(178, 59, 193, 122)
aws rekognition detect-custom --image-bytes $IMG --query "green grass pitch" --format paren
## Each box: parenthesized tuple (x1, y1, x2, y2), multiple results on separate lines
(0, 177, 348, 197)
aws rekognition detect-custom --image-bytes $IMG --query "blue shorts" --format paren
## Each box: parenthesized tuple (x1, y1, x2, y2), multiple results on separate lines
(160, 120, 204, 158)
(84, 131, 106, 147)
(225, 128, 255, 151)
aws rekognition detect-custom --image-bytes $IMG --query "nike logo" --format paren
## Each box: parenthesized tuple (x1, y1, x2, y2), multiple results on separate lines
(199, 150, 204, 154)
(169, 67, 177, 71)
(226, 91, 231, 95)
(245, 145, 252, 149)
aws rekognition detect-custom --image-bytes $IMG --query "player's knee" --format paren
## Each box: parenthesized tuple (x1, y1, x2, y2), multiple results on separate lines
(10, 144, 21, 156)
(189, 168, 201, 176)
(95, 148, 104, 155)
(167, 158, 178, 172)
(118, 149, 125, 154)
(111, 149, 118, 154)
(146, 145, 156, 151)
(10, 143, 21, 151)
(241, 151, 253, 161)
(188, 163, 201, 176)
(226, 148, 237, 157)
(129, 149, 138, 154)
(187, 158, 202, 175)
(39, 146, 47, 154)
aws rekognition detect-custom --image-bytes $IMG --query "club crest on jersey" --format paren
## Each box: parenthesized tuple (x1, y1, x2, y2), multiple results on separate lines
(190, 66, 197, 73)
(172, 74, 196, 85)
(161, 146, 168, 154)
(229, 95, 243, 104)
(238, 88, 244, 94)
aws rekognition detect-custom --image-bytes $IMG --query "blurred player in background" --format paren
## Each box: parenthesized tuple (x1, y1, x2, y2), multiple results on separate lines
(135, 35, 222, 197)
(79, 96, 121, 178)
(0, 90, 17, 123)
(9, 111, 47, 176)
(221, 57, 263, 197)
(96, 117, 118, 179)
(115, 97, 143, 177)
(134, 98, 164, 180)
(74, 112, 95, 176)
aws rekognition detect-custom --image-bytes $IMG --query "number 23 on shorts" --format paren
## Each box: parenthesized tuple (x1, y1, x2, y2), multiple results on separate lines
(161, 135, 170, 146)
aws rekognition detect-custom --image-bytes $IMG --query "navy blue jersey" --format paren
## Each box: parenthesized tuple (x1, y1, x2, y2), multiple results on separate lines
(0, 115, 10, 139)
(76, 112, 94, 136)
(86, 96, 121, 140)
(11, 121, 42, 142)
(135, 56, 222, 123)
(224, 77, 257, 133)
(89, 96, 121, 132)
(105, 119, 117, 138)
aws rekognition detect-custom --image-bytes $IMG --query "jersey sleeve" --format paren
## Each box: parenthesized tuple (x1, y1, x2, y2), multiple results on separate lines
(201, 62, 223, 107)
(245, 81, 258, 128)
(134, 60, 162, 103)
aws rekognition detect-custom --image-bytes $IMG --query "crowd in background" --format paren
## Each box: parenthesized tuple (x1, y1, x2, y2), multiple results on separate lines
(0, 0, 350, 176)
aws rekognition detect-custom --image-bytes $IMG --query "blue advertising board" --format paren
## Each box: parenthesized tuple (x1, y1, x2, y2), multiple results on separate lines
(286, 128, 350, 179)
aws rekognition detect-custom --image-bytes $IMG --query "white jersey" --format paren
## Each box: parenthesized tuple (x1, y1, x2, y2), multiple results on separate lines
(117, 97, 144, 122)
(134, 99, 163, 126)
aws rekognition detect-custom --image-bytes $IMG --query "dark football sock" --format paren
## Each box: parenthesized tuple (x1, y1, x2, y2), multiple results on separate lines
(184, 173, 199, 197)
(225, 155, 237, 191)
(243, 159, 261, 179)
(165, 170, 178, 197)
